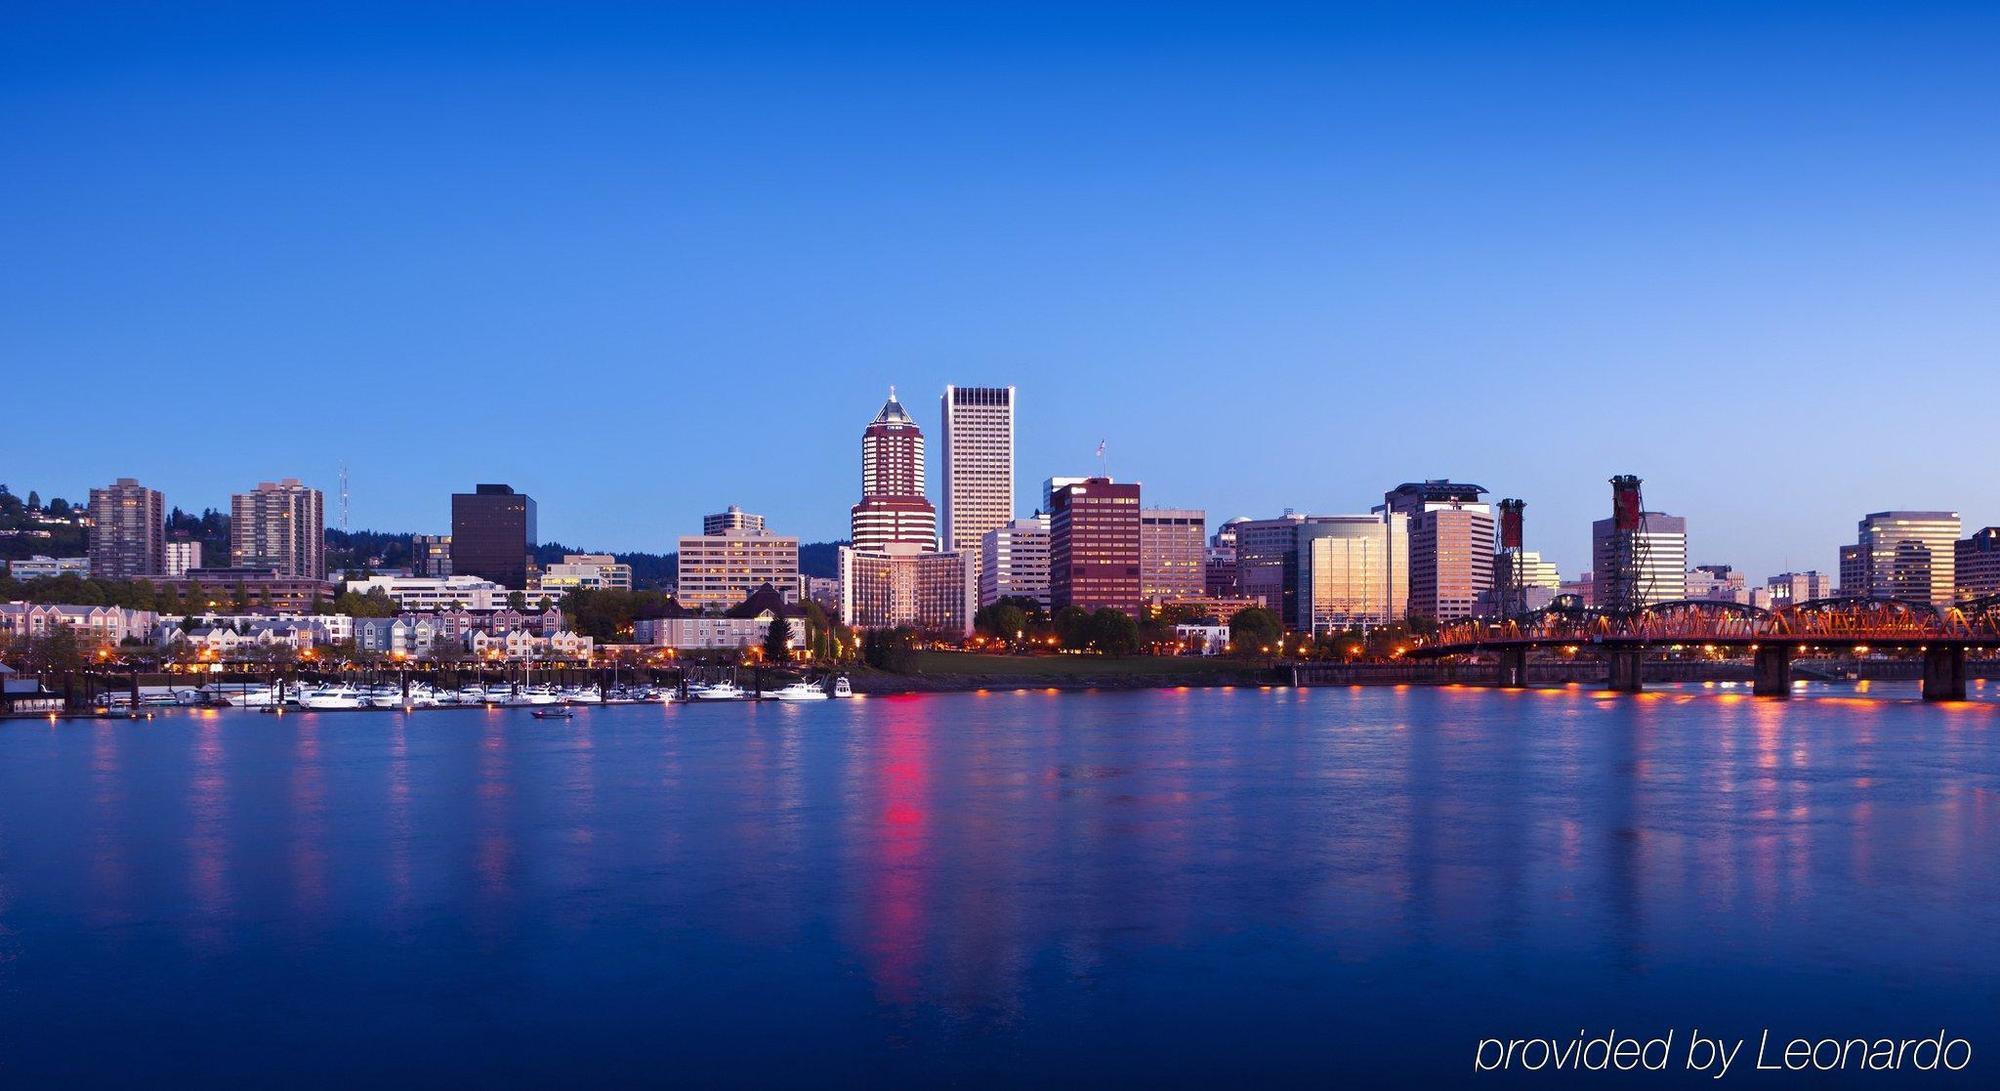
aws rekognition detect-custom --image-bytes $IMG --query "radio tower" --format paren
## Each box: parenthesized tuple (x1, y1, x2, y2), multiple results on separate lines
(339, 463, 350, 533)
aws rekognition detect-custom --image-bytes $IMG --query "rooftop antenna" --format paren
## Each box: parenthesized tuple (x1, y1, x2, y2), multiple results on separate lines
(1095, 439, 1107, 479)
(339, 462, 350, 533)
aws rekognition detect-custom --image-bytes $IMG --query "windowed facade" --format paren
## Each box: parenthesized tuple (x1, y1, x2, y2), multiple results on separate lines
(1050, 478, 1142, 618)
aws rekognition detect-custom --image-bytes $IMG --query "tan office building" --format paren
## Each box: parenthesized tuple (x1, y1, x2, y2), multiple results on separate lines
(677, 529, 800, 610)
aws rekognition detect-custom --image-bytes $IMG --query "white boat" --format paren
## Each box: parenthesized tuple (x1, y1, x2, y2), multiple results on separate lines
(688, 680, 750, 701)
(502, 685, 561, 707)
(298, 684, 366, 710)
(830, 676, 854, 699)
(560, 685, 603, 704)
(203, 683, 283, 708)
(770, 680, 830, 702)
(367, 683, 438, 708)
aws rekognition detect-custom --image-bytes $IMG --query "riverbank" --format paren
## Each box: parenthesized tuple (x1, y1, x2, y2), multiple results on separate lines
(846, 652, 1280, 693)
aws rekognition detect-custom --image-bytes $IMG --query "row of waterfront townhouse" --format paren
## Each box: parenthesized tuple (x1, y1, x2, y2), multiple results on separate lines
(0, 602, 158, 646)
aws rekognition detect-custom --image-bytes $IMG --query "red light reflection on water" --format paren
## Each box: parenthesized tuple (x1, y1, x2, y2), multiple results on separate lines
(862, 698, 931, 1006)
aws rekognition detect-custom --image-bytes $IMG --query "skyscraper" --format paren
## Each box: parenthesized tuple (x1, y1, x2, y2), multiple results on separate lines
(939, 385, 1015, 557)
(1849, 511, 1960, 606)
(849, 388, 938, 552)
(230, 478, 325, 579)
(451, 484, 537, 589)
(87, 477, 163, 579)
(1049, 477, 1142, 617)
(1041, 476, 1088, 515)
(979, 517, 1051, 610)
(1957, 528, 2000, 600)
(1296, 513, 1409, 633)
(1232, 512, 1316, 617)
(1139, 508, 1206, 603)
(1379, 480, 1493, 622)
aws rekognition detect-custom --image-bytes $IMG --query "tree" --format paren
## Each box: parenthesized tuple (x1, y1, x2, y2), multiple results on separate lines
(992, 595, 1048, 624)
(862, 626, 918, 672)
(19, 626, 86, 674)
(507, 591, 527, 611)
(1088, 608, 1140, 657)
(1228, 607, 1282, 657)
(333, 588, 399, 618)
(974, 602, 1028, 642)
(1054, 605, 1092, 650)
(762, 616, 792, 664)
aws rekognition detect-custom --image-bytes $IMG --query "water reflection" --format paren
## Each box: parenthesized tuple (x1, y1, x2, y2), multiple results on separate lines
(185, 713, 230, 951)
(1, 686, 1997, 1085)
(88, 722, 128, 927)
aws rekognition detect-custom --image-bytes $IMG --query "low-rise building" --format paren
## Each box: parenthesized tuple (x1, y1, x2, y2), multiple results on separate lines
(1173, 623, 1231, 656)
(159, 611, 352, 645)
(1686, 564, 1750, 603)
(153, 567, 334, 613)
(343, 574, 510, 611)
(353, 616, 445, 656)
(465, 627, 594, 661)
(1147, 594, 1267, 624)
(177, 620, 326, 655)
(538, 553, 632, 593)
(0, 602, 158, 646)
(632, 587, 807, 652)
(5, 555, 90, 580)
(1559, 572, 1595, 606)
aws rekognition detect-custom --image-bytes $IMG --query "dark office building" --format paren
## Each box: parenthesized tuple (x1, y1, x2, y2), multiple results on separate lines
(450, 484, 537, 589)
(1049, 477, 1142, 618)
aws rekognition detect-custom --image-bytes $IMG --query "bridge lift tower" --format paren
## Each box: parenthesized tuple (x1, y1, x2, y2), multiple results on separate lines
(1600, 474, 1656, 614)
(1495, 498, 1527, 619)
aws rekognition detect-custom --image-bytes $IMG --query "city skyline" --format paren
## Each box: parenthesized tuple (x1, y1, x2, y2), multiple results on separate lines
(7, 5, 1998, 576)
(13, 409, 1990, 589)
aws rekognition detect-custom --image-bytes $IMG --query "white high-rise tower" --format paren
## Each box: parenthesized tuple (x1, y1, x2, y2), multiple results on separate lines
(939, 385, 1016, 557)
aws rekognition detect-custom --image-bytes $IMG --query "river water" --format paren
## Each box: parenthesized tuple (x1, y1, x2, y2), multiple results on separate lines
(1, 684, 1996, 1086)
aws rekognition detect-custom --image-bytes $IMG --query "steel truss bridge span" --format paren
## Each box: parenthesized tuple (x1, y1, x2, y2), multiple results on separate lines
(1410, 596, 2000, 700)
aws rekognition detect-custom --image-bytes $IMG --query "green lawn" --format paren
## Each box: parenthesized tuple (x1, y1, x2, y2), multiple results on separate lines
(907, 651, 1260, 678)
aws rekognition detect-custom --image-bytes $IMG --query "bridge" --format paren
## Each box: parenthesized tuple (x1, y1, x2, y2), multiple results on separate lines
(1408, 596, 2000, 701)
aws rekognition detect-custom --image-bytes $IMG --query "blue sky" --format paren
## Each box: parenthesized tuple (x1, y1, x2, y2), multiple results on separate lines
(4, 2, 1995, 577)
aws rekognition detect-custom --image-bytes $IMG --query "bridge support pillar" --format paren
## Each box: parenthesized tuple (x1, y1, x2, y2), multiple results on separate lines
(1604, 648, 1644, 693)
(1922, 646, 1967, 702)
(1752, 645, 1792, 698)
(1497, 646, 1528, 689)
